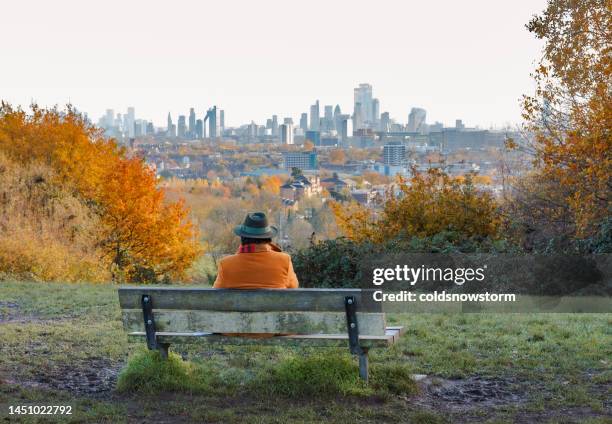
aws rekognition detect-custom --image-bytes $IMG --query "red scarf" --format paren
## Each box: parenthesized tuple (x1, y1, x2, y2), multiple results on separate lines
(237, 243, 282, 253)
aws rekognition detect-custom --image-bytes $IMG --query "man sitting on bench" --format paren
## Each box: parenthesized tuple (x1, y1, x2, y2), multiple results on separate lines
(213, 211, 299, 290)
(213, 212, 298, 338)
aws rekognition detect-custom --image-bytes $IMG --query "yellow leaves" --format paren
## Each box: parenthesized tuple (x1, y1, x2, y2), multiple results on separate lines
(331, 168, 501, 243)
(519, 0, 612, 238)
(261, 175, 283, 194)
(0, 104, 201, 282)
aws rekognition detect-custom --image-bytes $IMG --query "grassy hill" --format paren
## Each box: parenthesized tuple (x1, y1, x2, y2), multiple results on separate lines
(0, 281, 610, 423)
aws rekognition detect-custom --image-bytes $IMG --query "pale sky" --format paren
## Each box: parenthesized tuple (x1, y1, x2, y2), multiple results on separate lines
(0, 0, 547, 129)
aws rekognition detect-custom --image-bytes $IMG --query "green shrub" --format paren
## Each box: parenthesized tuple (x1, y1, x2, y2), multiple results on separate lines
(292, 238, 376, 288)
(118, 349, 420, 399)
(292, 233, 517, 288)
(370, 363, 419, 396)
(116, 349, 209, 394)
(252, 352, 371, 397)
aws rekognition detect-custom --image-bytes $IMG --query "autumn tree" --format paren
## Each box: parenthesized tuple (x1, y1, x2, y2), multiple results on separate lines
(515, 0, 611, 239)
(330, 169, 501, 244)
(329, 149, 346, 164)
(0, 104, 200, 282)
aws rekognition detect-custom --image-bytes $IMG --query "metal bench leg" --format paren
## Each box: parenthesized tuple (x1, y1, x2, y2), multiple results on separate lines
(359, 348, 369, 382)
(158, 343, 170, 360)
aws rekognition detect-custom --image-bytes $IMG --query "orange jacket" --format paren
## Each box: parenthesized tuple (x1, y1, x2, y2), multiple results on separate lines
(213, 243, 299, 289)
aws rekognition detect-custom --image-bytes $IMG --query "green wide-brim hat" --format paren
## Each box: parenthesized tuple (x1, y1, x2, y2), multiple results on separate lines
(234, 212, 278, 239)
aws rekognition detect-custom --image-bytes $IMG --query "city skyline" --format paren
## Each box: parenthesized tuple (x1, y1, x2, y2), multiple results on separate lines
(2, 0, 546, 128)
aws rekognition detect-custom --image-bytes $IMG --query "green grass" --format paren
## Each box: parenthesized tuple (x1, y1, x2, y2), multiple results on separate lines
(116, 349, 418, 399)
(1, 280, 610, 423)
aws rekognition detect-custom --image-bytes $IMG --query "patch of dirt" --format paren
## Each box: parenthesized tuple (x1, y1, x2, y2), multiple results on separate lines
(5, 358, 124, 399)
(411, 375, 529, 413)
(0, 301, 21, 322)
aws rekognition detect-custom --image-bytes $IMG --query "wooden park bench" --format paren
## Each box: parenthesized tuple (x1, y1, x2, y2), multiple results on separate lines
(118, 288, 403, 381)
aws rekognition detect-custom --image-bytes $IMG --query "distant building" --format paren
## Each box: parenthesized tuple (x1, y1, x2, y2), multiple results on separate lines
(126, 107, 135, 138)
(429, 121, 444, 132)
(283, 151, 318, 170)
(338, 114, 352, 140)
(206, 106, 220, 138)
(383, 142, 406, 166)
(351, 189, 376, 205)
(220, 110, 225, 133)
(380, 112, 390, 132)
(407, 108, 427, 133)
(300, 113, 308, 130)
(319, 136, 339, 147)
(105, 109, 114, 129)
(333, 105, 342, 131)
(195, 119, 203, 139)
(323, 105, 334, 131)
(188, 108, 196, 138)
(279, 123, 294, 145)
(372, 98, 380, 123)
(304, 130, 321, 146)
(167, 112, 174, 136)
(353, 102, 363, 131)
(320, 174, 356, 192)
(309, 100, 320, 130)
(280, 174, 321, 201)
(177, 115, 186, 138)
(353, 83, 374, 129)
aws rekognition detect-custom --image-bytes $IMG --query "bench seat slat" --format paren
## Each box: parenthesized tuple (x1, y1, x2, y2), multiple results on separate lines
(127, 327, 402, 348)
(118, 288, 381, 313)
(122, 310, 387, 336)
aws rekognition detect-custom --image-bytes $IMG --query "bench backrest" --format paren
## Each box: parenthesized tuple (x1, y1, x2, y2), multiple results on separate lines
(118, 288, 385, 336)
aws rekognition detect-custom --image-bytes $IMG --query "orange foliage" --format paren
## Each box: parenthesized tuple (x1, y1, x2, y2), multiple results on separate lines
(261, 175, 283, 194)
(0, 104, 200, 282)
(329, 149, 346, 164)
(330, 169, 500, 243)
(520, 0, 611, 236)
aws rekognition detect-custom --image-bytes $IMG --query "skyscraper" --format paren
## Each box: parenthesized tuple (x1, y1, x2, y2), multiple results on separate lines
(323, 105, 333, 131)
(309, 100, 320, 131)
(380, 112, 390, 132)
(353, 83, 373, 129)
(338, 114, 352, 140)
(279, 123, 294, 145)
(126, 107, 135, 138)
(105, 109, 114, 129)
(195, 119, 203, 138)
(300, 113, 308, 131)
(372, 98, 380, 123)
(167, 113, 175, 137)
(407, 108, 427, 133)
(220, 110, 225, 133)
(353, 102, 363, 131)
(271, 115, 279, 137)
(188, 108, 196, 138)
(177, 115, 186, 138)
(205, 106, 219, 138)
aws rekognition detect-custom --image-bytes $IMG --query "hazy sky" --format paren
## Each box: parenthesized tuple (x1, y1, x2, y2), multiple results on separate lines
(1, 0, 547, 128)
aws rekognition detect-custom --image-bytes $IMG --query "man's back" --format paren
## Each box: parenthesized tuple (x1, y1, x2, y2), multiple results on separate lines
(213, 243, 299, 289)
